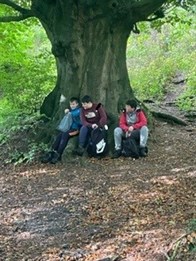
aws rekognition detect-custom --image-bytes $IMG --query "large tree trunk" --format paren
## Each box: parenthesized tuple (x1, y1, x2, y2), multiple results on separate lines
(39, 2, 134, 121)
(0, 0, 167, 121)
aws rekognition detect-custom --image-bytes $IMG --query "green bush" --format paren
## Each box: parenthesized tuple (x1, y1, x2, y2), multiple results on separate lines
(0, 18, 56, 113)
(0, 111, 48, 164)
(127, 7, 196, 111)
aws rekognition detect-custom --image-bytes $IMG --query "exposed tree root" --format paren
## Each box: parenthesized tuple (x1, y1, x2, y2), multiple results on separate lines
(151, 110, 187, 126)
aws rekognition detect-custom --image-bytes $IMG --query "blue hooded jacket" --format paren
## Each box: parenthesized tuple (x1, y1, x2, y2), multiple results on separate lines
(70, 107, 82, 130)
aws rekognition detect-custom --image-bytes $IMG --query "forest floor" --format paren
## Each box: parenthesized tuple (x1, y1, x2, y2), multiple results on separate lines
(0, 121, 196, 261)
(0, 79, 196, 261)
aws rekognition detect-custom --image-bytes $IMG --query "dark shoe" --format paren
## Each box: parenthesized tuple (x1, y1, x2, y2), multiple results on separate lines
(111, 149, 122, 159)
(41, 151, 54, 163)
(50, 151, 61, 164)
(72, 146, 85, 156)
(139, 147, 148, 157)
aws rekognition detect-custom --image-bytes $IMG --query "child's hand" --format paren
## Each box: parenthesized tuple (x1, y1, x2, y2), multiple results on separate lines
(64, 108, 70, 114)
(128, 126, 134, 132)
(69, 130, 79, 136)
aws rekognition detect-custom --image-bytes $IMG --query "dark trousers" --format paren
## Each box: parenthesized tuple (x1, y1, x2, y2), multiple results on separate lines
(52, 130, 73, 155)
(78, 126, 92, 147)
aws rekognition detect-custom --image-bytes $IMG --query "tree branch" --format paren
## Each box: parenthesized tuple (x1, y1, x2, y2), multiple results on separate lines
(0, 0, 34, 22)
(0, 13, 33, 22)
(131, 0, 168, 22)
(0, 0, 29, 13)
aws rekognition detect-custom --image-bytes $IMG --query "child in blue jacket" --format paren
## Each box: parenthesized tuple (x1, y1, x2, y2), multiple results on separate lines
(42, 97, 81, 164)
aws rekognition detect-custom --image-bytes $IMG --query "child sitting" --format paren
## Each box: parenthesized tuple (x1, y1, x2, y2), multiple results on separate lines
(42, 97, 81, 164)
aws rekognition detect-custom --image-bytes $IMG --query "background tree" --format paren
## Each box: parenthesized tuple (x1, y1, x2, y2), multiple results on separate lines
(0, 0, 170, 118)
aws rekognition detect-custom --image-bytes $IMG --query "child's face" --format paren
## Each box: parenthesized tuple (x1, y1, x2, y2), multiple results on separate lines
(70, 101, 78, 110)
(82, 102, 93, 110)
(125, 105, 135, 113)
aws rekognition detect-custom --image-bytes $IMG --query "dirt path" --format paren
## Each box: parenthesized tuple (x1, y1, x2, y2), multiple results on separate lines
(0, 120, 195, 261)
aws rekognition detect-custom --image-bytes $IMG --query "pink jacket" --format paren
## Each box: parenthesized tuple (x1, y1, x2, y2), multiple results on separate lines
(119, 109, 147, 132)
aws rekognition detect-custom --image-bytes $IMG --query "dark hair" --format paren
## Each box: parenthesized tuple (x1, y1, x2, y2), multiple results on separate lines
(126, 99, 137, 109)
(70, 97, 80, 103)
(81, 95, 92, 103)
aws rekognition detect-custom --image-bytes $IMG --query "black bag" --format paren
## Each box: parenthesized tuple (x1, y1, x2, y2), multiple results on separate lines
(87, 128, 108, 157)
(122, 136, 140, 159)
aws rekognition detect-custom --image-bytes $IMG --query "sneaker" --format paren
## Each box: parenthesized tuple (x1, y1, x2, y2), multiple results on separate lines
(72, 146, 85, 156)
(50, 151, 61, 164)
(41, 151, 54, 163)
(111, 149, 122, 159)
(139, 147, 148, 157)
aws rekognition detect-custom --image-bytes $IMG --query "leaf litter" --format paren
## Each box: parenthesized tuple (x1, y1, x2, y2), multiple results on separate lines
(0, 120, 195, 261)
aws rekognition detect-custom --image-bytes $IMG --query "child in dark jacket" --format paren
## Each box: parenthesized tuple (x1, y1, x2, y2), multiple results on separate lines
(42, 97, 81, 164)
(73, 95, 108, 156)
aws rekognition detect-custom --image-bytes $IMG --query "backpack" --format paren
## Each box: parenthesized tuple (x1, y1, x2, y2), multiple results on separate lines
(87, 127, 108, 157)
(122, 136, 140, 159)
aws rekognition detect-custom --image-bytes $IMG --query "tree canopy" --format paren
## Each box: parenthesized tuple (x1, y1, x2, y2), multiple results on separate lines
(0, 1, 194, 24)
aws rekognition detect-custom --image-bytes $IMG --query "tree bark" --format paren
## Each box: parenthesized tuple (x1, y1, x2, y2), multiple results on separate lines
(39, 1, 135, 120)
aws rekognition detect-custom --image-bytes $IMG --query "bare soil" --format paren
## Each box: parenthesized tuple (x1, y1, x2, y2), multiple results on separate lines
(0, 119, 195, 261)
